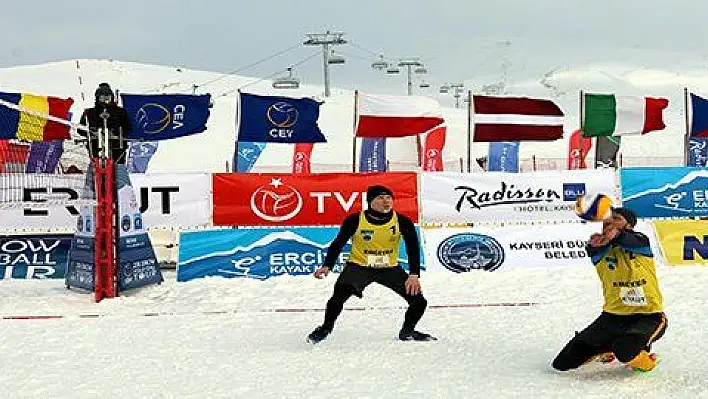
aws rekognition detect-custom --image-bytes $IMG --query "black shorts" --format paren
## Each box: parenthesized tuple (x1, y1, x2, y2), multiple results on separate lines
(577, 312, 668, 351)
(336, 262, 411, 299)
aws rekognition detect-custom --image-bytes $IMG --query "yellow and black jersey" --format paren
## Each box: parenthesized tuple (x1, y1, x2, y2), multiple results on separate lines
(587, 230, 663, 315)
(323, 210, 421, 274)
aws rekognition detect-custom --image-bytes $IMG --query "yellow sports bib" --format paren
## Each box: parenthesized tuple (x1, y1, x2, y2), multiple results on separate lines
(595, 245, 663, 315)
(347, 212, 401, 268)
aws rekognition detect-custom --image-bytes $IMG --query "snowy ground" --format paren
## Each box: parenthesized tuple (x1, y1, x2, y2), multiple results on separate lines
(1, 265, 706, 399)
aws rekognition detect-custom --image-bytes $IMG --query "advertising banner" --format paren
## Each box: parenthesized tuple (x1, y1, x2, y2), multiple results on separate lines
(129, 173, 211, 228)
(212, 172, 419, 226)
(621, 167, 708, 218)
(0, 173, 211, 230)
(421, 170, 616, 223)
(177, 226, 425, 281)
(423, 222, 658, 273)
(0, 234, 72, 279)
(653, 220, 708, 266)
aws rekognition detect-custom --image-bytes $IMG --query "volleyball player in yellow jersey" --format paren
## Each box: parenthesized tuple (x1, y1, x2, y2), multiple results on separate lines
(307, 185, 435, 344)
(553, 208, 667, 373)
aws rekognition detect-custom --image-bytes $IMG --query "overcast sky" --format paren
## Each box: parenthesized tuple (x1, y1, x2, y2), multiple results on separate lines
(3, 0, 708, 94)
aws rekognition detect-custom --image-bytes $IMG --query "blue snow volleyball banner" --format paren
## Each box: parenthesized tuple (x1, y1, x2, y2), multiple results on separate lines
(0, 234, 72, 279)
(620, 166, 708, 218)
(235, 141, 267, 172)
(177, 227, 425, 281)
(237, 92, 326, 143)
(120, 93, 211, 140)
(687, 138, 708, 167)
(487, 141, 520, 172)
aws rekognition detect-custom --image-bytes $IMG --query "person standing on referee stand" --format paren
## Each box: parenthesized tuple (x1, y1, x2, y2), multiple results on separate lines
(307, 185, 435, 344)
(77, 83, 132, 162)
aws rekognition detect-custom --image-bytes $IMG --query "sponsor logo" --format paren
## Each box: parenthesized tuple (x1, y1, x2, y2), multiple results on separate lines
(623, 170, 708, 216)
(136, 103, 171, 134)
(266, 102, 298, 128)
(250, 178, 303, 222)
(134, 213, 143, 230)
(454, 182, 562, 211)
(562, 183, 586, 201)
(121, 214, 132, 232)
(136, 103, 187, 134)
(437, 233, 505, 272)
(684, 235, 708, 261)
(360, 229, 374, 241)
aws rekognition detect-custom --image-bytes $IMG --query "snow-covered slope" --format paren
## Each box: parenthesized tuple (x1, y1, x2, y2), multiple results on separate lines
(0, 59, 701, 173)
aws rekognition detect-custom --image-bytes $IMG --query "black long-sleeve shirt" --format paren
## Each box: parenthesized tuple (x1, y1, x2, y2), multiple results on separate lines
(77, 103, 132, 163)
(586, 229, 652, 259)
(323, 210, 421, 275)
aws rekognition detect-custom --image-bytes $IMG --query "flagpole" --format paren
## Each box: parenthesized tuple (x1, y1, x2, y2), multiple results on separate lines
(234, 90, 242, 173)
(352, 90, 359, 172)
(467, 90, 472, 172)
(683, 87, 690, 166)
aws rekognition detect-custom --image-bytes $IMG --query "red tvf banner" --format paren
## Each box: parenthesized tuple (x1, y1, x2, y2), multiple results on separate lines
(213, 172, 419, 226)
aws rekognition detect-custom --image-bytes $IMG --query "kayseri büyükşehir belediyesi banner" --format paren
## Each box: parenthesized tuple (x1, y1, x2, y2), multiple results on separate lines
(620, 167, 708, 218)
(421, 170, 617, 223)
(176, 226, 425, 282)
(0, 173, 212, 231)
(652, 220, 708, 266)
(424, 222, 660, 273)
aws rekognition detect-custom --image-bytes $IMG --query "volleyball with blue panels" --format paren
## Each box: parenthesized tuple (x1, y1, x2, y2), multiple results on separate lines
(574, 193, 614, 221)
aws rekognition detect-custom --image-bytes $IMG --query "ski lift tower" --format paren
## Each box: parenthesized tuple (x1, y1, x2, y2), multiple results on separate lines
(303, 31, 346, 97)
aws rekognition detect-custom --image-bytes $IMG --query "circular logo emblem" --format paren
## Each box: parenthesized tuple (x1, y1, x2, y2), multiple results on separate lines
(437, 233, 505, 273)
(77, 215, 84, 232)
(426, 149, 439, 157)
(266, 102, 298, 128)
(135, 103, 171, 134)
(250, 178, 303, 222)
(121, 214, 132, 232)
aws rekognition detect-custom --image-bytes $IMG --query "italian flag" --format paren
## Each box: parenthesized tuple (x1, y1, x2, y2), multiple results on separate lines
(582, 94, 669, 137)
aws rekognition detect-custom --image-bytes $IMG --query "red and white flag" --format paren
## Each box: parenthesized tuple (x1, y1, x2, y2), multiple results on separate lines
(567, 129, 592, 170)
(292, 143, 313, 174)
(355, 93, 444, 138)
(472, 95, 564, 142)
(421, 126, 446, 171)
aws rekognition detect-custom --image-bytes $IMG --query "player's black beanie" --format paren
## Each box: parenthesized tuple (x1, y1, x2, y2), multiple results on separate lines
(366, 185, 394, 204)
(612, 207, 637, 227)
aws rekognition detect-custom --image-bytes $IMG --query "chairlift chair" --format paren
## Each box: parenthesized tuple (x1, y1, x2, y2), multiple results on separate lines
(328, 51, 345, 65)
(272, 67, 300, 89)
(371, 55, 388, 70)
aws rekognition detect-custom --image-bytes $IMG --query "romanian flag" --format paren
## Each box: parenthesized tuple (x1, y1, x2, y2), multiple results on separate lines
(0, 92, 74, 141)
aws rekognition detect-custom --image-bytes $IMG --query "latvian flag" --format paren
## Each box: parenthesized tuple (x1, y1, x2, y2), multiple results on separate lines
(472, 95, 564, 142)
(355, 93, 444, 138)
(582, 93, 668, 137)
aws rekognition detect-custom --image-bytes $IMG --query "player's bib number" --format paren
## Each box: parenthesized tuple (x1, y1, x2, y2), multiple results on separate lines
(620, 286, 647, 307)
(367, 255, 390, 268)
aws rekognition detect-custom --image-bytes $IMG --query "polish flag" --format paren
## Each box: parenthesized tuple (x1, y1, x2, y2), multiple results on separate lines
(292, 143, 313, 174)
(355, 93, 444, 138)
(473, 95, 564, 142)
(421, 126, 446, 171)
